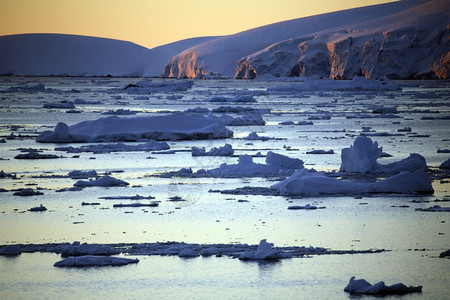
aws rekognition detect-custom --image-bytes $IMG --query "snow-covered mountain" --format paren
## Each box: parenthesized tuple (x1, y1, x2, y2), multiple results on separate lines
(1, 0, 448, 79)
(0, 33, 215, 77)
(163, 0, 449, 79)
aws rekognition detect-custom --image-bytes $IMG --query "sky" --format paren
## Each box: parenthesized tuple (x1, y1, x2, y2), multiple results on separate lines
(0, 0, 398, 49)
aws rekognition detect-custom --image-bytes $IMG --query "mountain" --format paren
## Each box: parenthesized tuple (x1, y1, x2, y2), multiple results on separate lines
(0, 33, 215, 77)
(163, 0, 449, 79)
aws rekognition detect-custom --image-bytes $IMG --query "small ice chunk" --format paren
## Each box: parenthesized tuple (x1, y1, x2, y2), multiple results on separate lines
(28, 204, 47, 212)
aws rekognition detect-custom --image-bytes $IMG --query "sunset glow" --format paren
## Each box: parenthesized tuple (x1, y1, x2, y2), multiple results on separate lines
(0, 0, 398, 49)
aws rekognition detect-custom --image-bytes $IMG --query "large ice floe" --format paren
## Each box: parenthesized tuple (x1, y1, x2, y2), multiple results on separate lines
(55, 141, 170, 154)
(36, 113, 233, 143)
(122, 78, 193, 93)
(344, 277, 422, 295)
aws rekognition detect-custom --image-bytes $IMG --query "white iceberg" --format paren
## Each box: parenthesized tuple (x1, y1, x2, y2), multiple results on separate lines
(340, 136, 428, 173)
(54, 256, 139, 267)
(239, 239, 292, 260)
(344, 276, 422, 295)
(272, 169, 433, 196)
(36, 113, 233, 143)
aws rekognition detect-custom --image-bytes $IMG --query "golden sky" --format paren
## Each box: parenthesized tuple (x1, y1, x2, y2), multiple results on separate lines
(0, 0, 398, 49)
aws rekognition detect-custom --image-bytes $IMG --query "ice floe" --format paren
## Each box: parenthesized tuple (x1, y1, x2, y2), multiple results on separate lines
(0, 245, 22, 256)
(28, 204, 47, 212)
(36, 113, 233, 143)
(415, 205, 450, 212)
(43, 101, 75, 109)
(123, 78, 193, 93)
(272, 169, 433, 196)
(239, 239, 292, 260)
(439, 158, 450, 169)
(344, 276, 422, 295)
(194, 152, 303, 178)
(13, 188, 44, 196)
(192, 144, 234, 156)
(54, 256, 139, 267)
(73, 176, 129, 187)
(113, 203, 159, 208)
(61, 242, 119, 257)
(287, 204, 326, 210)
(205, 95, 256, 103)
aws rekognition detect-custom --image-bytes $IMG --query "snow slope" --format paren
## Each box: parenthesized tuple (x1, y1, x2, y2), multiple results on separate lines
(0, 33, 215, 77)
(163, 0, 449, 79)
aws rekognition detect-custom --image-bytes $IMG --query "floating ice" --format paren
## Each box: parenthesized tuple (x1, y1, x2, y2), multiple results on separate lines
(54, 256, 139, 267)
(192, 144, 234, 156)
(415, 205, 450, 212)
(340, 136, 427, 174)
(56, 141, 170, 154)
(201, 152, 303, 177)
(306, 150, 334, 155)
(205, 95, 256, 103)
(73, 176, 129, 187)
(344, 276, 422, 295)
(113, 203, 159, 208)
(239, 239, 292, 260)
(13, 188, 44, 196)
(101, 109, 137, 115)
(43, 101, 75, 109)
(0, 245, 22, 256)
(272, 169, 433, 196)
(36, 113, 233, 143)
(439, 158, 450, 169)
(68, 170, 98, 179)
(28, 204, 47, 212)
(287, 204, 325, 210)
(178, 249, 200, 258)
(61, 242, 119, 257)
(123, 78, 193, 93)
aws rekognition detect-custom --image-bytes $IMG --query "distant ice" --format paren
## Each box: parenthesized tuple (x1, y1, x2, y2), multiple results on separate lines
(28, 204, 47, 212)
(439, 158, 450, 169)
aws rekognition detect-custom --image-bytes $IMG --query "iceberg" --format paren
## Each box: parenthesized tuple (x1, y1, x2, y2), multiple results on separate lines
(344, 276, 422, 295)
(340, 136, 428, 173)
(36, 113, 233, 143)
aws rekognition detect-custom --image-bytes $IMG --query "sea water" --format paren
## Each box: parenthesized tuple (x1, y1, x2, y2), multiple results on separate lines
(0, 77, 449, 299)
